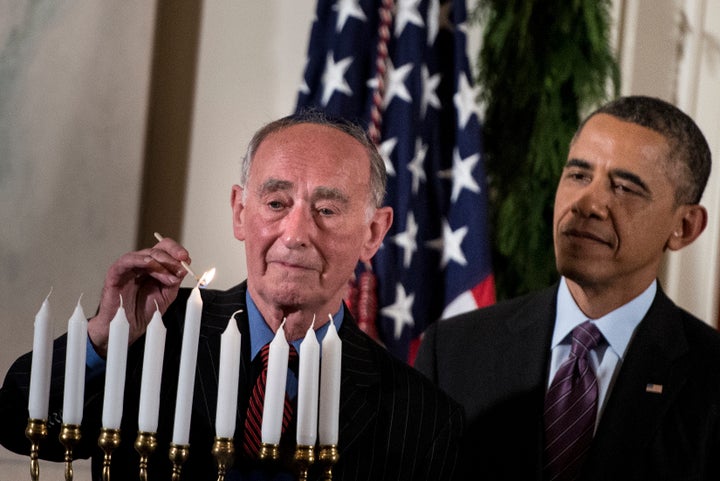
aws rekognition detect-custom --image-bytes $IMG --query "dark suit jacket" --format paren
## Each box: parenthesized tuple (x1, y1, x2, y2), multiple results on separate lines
(415, 282, 720, 480)
(1, 282, 463, 480)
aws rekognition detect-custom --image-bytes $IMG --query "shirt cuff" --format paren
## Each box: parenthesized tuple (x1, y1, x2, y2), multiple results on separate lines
(85, 336, 106, 381)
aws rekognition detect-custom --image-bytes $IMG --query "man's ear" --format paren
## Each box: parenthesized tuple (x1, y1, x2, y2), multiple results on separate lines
(359, 206, 394, 262)
(666, 204, 707, 251)
(230, 184, 246, 241)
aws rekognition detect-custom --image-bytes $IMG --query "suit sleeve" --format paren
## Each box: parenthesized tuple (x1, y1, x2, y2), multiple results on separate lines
(0, 334, 107, 462)
(416, 394, 464, 481)
(0, 335, 68, 460)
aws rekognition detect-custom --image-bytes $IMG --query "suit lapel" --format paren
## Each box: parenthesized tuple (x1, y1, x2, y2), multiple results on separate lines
(585, 288, 690, 476)
(503, 287, 557, 386)
(503, 286, 558, 479)
(335, 314, 382, 452)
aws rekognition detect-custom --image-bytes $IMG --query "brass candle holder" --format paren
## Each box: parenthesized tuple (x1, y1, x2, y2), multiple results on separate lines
(211, 437, 235, 481)
(293, 444, 315, 481)
(134, 431, 158, 481)
(318, 445, 339, 481)
(59, 423, 82, 481)
(25, 418, 48, 481)
(258, 442, 280, 462)
(97, 428, 121, 481)
(168, 443, 190, 481)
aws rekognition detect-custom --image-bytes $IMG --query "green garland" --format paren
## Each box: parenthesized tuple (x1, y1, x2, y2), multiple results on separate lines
(473, 0, 620, 299)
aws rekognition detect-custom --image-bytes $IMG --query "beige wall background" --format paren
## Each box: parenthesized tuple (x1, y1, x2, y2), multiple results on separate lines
(0, 0, 315, 477)
(1, 0, 718, 478)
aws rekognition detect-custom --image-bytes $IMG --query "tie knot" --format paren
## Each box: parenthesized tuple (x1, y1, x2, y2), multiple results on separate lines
(570, 321, 604, 357)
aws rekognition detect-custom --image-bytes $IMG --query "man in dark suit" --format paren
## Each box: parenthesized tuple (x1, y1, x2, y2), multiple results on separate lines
(0, 111, 463, 480)
(416, 95, 720, 480)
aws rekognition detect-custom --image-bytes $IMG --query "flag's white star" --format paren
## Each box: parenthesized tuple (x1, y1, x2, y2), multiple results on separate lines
(445, 148, 481, 202)
(426, 0, 440, 45)
(395, 0, 424, 37)
(420, 65, 442, 118)
(321, 53, 354, 106)
(299, 78, 310, 95)
(333, 0, 366, 32)
(454, 73, 482, 129)
(299, 58, 311, 95)
(426, 219, 469, 268)
(383, 59, 414, 108)
(379, 137, 398, 176)
(381, 283, 415, 339)
(407, 138, 428, 195)
(391, 211, 418, 268)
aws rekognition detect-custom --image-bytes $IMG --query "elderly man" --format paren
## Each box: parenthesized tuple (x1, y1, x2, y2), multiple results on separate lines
(1, 111, 463, 480)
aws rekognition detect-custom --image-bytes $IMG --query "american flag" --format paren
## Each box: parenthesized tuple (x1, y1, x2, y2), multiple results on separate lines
(296, 0, 494, 362)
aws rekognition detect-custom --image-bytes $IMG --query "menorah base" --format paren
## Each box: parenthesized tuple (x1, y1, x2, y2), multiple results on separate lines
(134, 431, 158, 481)
(97, 428, 121, 481)
(59, 424, 82, 481)
(294, 444, 315, 481)
(169, 443, 190, 481)
(318, 445, 339, 481)
(25, 418, 48, 481)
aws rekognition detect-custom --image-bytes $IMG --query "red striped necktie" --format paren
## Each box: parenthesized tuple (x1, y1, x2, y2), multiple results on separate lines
(243, 343, 299, 458)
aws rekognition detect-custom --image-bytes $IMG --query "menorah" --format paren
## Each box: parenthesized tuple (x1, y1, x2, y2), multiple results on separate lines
(25, 417, 339, 481)
(23, 274, 342, 481)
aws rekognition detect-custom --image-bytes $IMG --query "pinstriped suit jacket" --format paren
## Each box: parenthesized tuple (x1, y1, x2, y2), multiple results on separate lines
(1, 282, 463, 480)
(416, 283, 720, 480)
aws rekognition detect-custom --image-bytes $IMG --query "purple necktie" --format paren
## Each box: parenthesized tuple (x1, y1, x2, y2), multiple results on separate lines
(544, 320, 604, 481)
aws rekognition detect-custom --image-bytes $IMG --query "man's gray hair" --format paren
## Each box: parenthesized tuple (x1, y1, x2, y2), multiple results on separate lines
(240, 109, 387, 209)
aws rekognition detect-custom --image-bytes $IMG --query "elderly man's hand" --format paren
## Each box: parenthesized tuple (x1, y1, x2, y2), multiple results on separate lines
(87, 236, 191, 357)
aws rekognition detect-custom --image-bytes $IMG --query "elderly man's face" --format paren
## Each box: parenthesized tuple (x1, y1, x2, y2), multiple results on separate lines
(232, 123, 391, 321)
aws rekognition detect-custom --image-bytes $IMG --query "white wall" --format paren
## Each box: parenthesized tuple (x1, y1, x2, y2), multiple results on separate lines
(663, 0, 720, 326)
(618, 0, 720, 325)
(0, 1, 155, 476)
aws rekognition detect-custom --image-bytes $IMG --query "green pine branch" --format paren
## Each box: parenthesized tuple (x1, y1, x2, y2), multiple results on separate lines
(473, 0, 620, 299)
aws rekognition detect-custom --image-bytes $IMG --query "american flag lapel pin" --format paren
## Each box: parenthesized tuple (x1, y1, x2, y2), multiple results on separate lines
(645, 383, 663, 394)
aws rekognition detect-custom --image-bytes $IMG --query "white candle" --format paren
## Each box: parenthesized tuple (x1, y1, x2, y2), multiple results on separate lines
(61, 298, 88, 425)
(261, 320, 290, 445)
(215, 312, 242, 438)
(319, 316, 341, 445)
(28, 291, 54, 420)
(102, 301, 130, 429)
(171, 282, 204, 445)
(137, 306, 167, 433)
(296, 321, 320, 446)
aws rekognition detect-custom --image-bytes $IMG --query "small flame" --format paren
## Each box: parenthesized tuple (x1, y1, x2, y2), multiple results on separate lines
(198, 267, 216, 288)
